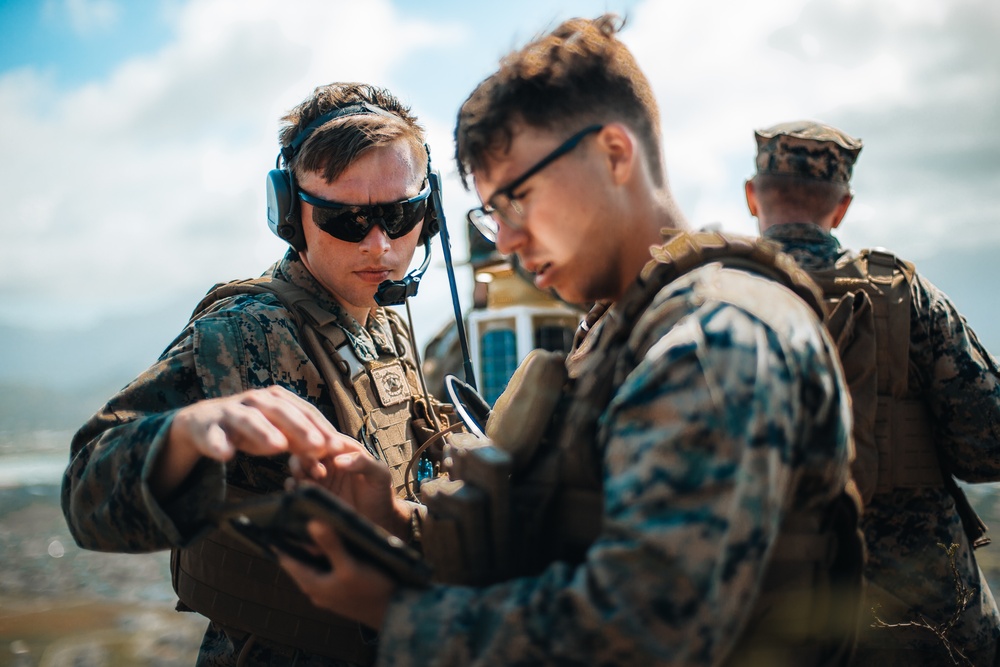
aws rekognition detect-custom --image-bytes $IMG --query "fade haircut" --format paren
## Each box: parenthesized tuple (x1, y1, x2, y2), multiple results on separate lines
(751, 173, 851, 221)
(455, 14, 664, 188)
(279, 82, 426, 183)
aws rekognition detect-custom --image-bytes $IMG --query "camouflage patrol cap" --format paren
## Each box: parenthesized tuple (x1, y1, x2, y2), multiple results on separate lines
(754, 120, 863, 184)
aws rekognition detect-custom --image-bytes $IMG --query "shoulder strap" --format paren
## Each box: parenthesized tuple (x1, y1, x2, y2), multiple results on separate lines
(650, 231, 828, 318)
(187, 277, 362, 437)
(552, 231, 832, 550)
(810, 250, 914, 398)
(187, 277, 288, 323)
(577, 229, 828, 425)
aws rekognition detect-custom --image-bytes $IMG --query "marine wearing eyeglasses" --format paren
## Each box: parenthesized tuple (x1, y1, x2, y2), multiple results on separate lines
(275, 15, 862, 667)
(62, 82, 451, 667)
(467, 124, 603, 241)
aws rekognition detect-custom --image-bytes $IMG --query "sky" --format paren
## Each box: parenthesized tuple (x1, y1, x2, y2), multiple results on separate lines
(1, 0, 998, 356)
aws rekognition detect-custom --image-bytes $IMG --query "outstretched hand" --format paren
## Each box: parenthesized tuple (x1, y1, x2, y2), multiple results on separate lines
(278, 519, 396, 629)
(153, 385, 352, 499)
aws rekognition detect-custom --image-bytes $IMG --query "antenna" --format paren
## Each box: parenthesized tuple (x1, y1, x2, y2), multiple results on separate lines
(429, 170, 477, 390)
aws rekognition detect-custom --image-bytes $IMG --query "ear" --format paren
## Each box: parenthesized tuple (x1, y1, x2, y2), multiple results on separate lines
(830, 192, 853, 229)
(595, 123, 637, 185)
(744, 179, 759, 217)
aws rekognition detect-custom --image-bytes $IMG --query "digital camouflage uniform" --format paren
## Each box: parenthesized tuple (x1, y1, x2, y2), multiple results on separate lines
(374, 237, 857, 666)
(766, 222, 1000, 666)
(62, 250, 417, 667)
(753, 119, 1000, 666)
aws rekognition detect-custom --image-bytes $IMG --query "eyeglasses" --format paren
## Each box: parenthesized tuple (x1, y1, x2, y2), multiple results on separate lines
(467, 124, 604, 242)
(298, 183, 430, 243)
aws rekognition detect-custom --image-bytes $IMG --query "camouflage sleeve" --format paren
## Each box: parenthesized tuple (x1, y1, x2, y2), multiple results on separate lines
(60, 322, 224, 552)
(376, 271, 849, 666)
(60, 295, 318, 553)
(909, 272, 1000, 482)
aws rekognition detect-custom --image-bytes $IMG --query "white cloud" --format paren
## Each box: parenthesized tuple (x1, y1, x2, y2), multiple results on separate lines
(0, 0, 465, 330)
(1, 0, 997, 348)
(622, 0, 1000, 257)
(44, 0, 121, 35)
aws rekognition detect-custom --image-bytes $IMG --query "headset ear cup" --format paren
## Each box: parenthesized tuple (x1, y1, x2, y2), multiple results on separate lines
(420, 171, 441, 242)
(422, 196, 441, 241)
(266, 169, 305, 251)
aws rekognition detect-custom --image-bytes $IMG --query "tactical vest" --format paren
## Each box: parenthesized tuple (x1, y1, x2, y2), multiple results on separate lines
(170, 276, 434, 664)
(809, 250, 988, 547)
(422, 232, 865, 666)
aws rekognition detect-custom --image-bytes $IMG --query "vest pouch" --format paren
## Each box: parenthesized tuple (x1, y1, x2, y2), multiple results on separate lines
(420, 476, 492, 584)
(890, 399, 943, 489)
(172, 524, 377, 664)
(825, 289, 879, 504)
(353, 370, 414, 496)
(486, 349, 567, 468)
(419, 433, 514, 585)
(446, 434, 513, 575)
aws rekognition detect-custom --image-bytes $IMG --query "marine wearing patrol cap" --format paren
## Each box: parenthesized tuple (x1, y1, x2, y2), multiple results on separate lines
(754, 120, 863, 184)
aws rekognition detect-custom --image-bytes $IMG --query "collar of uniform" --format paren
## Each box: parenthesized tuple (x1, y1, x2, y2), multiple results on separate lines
(763, 222, 841, 250)
(272, 250, 396, 362)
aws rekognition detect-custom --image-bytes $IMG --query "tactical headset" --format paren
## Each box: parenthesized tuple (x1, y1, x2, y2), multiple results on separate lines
(265, 101, 440, 253)
(265, 101, 441, 306)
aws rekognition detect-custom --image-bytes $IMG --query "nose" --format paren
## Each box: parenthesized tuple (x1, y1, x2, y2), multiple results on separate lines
(359, 223, 391, 254)
(494, 219, 527, 256)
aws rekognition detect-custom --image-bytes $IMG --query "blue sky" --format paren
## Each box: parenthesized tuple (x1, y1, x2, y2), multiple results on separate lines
(1, 0, 998, 355)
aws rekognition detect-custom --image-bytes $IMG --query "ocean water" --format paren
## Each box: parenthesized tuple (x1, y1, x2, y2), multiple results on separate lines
(0, 453, 67, 489)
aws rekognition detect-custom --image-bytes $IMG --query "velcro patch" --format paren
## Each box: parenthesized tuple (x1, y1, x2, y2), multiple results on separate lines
(370, 362, 411, 407)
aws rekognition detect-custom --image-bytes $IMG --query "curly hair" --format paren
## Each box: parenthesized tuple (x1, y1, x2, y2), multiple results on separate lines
(455, 14, 663, 188)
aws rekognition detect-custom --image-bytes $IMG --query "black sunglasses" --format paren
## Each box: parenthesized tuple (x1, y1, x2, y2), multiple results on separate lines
(467, 124, 604, 242)
(298, 183, 430, 243)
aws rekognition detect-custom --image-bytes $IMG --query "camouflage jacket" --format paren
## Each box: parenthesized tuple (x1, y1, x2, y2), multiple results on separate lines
(765, 223, 1000, 664)
(61, 250, 410, 667)
(376, 243, 855, 666)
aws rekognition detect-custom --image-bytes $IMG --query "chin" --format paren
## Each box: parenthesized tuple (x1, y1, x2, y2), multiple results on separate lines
(551, 286, 584, 306)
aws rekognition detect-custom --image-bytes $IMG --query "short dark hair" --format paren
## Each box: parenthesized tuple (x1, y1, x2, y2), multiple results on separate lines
(455, 14, 664, 188)
(279, 82, 426, 183)
(751, 173, 850, 220)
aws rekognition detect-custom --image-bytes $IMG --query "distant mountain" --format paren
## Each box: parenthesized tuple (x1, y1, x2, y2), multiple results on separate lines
(0, 304, 190, 390)
(0, 246, 995, 440)
(0, 296, 196, 436)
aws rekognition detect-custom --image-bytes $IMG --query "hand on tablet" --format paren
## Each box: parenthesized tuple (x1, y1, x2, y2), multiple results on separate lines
(216, 483, 431, 587)
(278, 519, 396, 629)
(290, 443, 413, 540)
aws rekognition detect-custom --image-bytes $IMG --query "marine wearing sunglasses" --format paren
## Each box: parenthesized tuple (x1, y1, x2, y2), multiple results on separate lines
(299, 182, 431, 243)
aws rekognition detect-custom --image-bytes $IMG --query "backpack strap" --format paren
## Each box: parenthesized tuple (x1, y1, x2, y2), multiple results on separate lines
(863, 249, 913, 399)
(810, 251, 987, 543)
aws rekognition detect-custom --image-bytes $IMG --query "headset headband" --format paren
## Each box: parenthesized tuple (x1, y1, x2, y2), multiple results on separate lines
(281, 102, 398, 166)
(266, 99, 437, 254)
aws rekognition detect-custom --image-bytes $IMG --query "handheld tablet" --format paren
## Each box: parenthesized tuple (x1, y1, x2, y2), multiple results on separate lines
(215, 482, 432, 588)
